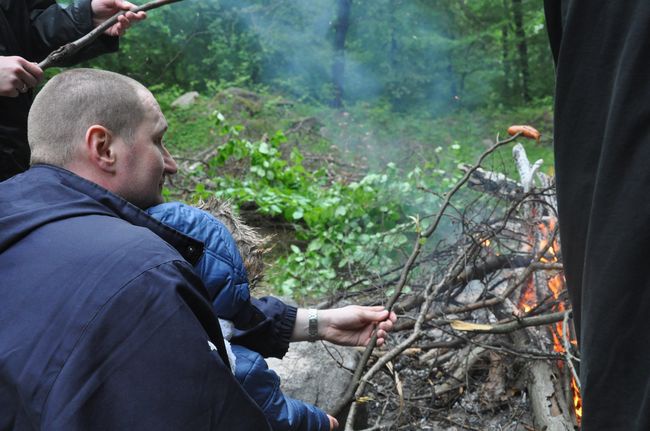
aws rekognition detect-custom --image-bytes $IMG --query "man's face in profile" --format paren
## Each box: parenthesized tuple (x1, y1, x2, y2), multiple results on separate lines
(113, 92, 177, 209)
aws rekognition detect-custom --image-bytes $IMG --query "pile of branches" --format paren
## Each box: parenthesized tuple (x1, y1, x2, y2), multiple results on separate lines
(174, 129, 580, 430)
(331, 135, 580, 430)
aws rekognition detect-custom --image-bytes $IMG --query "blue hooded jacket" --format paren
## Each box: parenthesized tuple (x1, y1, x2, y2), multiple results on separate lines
(148, 202, 330, 431)
(0, 166, 272, 430)
(147, 202, 298, 359)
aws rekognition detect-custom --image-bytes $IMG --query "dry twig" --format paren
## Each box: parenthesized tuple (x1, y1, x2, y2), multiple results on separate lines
(336, 133, 523, 426)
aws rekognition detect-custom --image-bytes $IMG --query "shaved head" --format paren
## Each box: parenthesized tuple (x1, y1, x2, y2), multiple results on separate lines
(28, 68, 147, 167)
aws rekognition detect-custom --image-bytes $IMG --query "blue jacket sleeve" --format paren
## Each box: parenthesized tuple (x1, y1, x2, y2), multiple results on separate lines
(40, 261, 271, 430)
(232, 345, 330, 431)
(232, 296, 297, 359)
(148, 202, 252, 320)
(148, 202, 298, 359)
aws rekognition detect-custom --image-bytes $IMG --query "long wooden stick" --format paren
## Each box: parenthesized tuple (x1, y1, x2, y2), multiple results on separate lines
(39, 0, 185, 70)
(450, 309, 569, 334)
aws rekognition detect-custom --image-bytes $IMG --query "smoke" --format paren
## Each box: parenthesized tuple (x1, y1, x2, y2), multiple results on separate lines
(214, 0, 429, 106)
(153, 0, 496, 114)
(221, 0, 364, 103)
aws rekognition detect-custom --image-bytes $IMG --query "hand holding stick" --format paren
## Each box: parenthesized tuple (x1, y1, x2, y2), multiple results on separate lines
(39, 0, 185, 70)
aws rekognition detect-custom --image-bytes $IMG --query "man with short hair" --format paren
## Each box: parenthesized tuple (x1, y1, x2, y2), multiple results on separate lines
(0, 68, 272, 430)
(0, 0, 146, 181)
(0, 68, 395, 430)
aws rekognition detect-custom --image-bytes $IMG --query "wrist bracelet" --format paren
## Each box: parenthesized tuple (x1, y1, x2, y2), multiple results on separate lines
(308, 308, 318, 342)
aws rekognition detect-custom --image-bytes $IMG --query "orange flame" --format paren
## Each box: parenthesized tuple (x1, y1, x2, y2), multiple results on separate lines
(572, 376, 583, 422)
(523, 219, 582, 424)
(517, 277, 537, 313)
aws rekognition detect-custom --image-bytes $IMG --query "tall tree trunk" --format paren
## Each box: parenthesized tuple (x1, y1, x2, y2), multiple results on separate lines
(512, 0, 531, 102)
(501, 0, 512, 97)
(388, 0, 400, 107)
(389, 0, 398, 72)
(331, 0, 352, 109)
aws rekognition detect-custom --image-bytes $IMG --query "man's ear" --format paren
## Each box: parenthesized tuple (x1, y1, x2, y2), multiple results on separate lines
(85, 125, 116, 173)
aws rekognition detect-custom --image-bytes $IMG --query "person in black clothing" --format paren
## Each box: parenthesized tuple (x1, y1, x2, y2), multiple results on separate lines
(543, 1, 650, 429)
(0, 0, 145, 181)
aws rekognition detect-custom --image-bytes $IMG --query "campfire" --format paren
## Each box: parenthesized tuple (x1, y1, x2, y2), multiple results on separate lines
(335, 132, 582, 430)
(517, 216, 582, 427)
(179, 124, 583, 429)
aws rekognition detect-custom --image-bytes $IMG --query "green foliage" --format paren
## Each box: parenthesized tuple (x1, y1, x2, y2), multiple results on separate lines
(191, 114, 419, 297)
(154, 89, 219, 154)
(84, 0, 554, 113)
(156, 88, 554, 300)
(86, 2, 262, 91)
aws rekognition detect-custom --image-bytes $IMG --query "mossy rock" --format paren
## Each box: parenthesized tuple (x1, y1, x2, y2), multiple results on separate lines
(213, 87, 264, 117)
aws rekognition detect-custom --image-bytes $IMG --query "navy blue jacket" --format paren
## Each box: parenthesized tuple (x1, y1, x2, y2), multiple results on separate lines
(148, 203, 329, 431)
(0, 165, 271, 430)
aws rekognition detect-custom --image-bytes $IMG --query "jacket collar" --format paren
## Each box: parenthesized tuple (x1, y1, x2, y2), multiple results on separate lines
(32, 165, 204, 265)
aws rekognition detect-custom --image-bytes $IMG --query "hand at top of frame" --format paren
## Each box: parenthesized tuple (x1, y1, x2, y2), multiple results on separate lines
(91, 0, 147, 37)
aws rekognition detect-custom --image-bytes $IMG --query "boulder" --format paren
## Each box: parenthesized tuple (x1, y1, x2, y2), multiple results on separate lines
(265, 341, 359, 413)
(214, 87, 263, 116)
(171, 91, 200, 108)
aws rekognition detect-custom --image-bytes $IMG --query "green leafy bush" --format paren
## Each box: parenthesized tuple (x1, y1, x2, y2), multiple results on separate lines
(192, 114, 420, 298)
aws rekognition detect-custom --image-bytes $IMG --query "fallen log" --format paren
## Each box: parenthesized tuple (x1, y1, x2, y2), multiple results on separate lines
(510, 326, 575, 430)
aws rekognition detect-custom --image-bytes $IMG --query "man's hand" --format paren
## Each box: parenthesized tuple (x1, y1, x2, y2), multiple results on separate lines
(292, 305, 397, 347)
(0, 56, 43, 97)
(91, 0, 147, 37)
(319, 305, 396, 347)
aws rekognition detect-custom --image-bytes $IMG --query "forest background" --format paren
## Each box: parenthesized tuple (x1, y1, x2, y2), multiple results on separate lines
(78, 0, 557, 301)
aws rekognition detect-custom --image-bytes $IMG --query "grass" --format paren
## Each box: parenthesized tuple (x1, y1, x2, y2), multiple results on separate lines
(154, 85, 555, 298)
(157, 84, 555, 178)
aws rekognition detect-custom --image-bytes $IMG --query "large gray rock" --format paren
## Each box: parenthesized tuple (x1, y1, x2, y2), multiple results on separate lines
(266, 341, 359, 413)
(171, 91, 200, 108)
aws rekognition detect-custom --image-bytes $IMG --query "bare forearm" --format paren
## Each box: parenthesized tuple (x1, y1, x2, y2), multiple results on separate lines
(291, 305, 397, 347)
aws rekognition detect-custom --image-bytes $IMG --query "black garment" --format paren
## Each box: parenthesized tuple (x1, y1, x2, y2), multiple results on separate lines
(544, 1, 650, 429)
(0, 0, 117, 181)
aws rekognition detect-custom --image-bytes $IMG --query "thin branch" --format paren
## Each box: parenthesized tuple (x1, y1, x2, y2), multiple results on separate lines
(562, 311, 581, 390)
(345, 251, 468, 427)
(39, 0, 185, 70)
(334, 134, 521, 423)
(450, 309, 569, 334)
(429, 321, 565, 362)
(393, 262, 561, 333)
(394, 253, 535, 314)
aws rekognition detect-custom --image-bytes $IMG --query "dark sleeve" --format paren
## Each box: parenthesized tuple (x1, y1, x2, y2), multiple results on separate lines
(40, 261, 271, 431)
(231, 296, 298, 359)
(233, 346, 330, 431)
(28, 0, 118, 64)
(543, 0, 563, 65)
